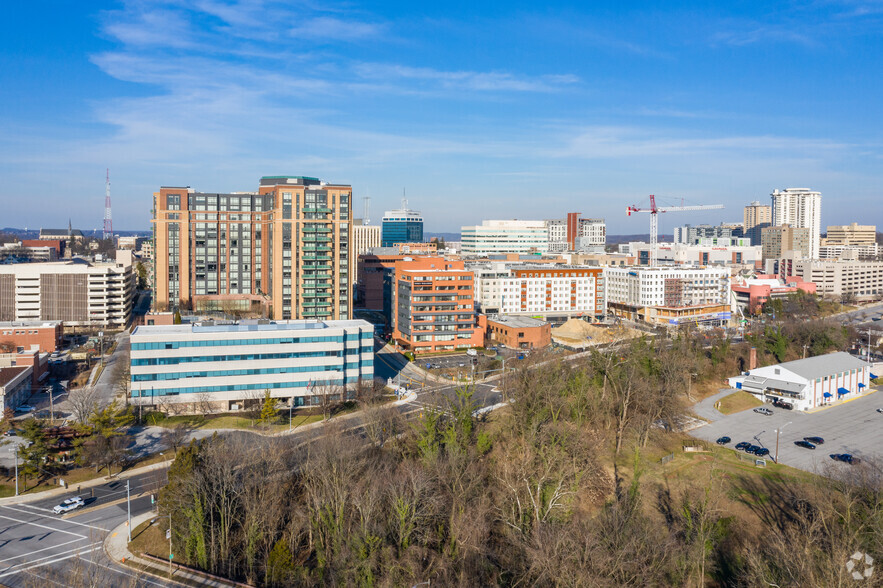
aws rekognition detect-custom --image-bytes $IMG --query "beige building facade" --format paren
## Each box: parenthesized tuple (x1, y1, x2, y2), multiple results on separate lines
(761, 225, 811, 260)
(152, 176, 352, 321)
(824, 223, 876, 246)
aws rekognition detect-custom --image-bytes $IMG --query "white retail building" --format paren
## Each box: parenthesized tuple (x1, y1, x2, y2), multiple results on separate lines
(728, 352, 871, 411)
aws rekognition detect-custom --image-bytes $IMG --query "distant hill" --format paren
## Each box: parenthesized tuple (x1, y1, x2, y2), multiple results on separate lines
(606, 234, 671, 244)
(0, 227, 150, 239)
(424, 232, 461, 242)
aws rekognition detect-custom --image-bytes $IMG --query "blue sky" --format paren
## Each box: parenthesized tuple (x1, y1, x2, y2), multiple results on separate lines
(1, 1, 881, 235)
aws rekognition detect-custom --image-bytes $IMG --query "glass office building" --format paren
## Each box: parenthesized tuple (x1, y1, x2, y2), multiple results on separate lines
(381, 206, 423, 247)
(130, 319, 374, 411)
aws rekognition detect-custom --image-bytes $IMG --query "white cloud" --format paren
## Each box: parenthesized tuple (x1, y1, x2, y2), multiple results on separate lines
(289, 16, 384, 41)
(353, 63, 579, 92)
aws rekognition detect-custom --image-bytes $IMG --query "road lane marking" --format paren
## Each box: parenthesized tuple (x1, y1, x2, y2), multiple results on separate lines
(0, 537, 84, 563)
(0, 514, 85, 539)
(0, 543, 103, 578)
(0, 541, 100, 575)
(1, 506, 110, 532)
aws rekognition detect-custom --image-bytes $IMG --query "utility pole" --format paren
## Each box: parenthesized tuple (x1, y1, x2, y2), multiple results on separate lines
(126, 480, 132, 542)
(49, 386, 54, 424)
(11, 447, 18, 496)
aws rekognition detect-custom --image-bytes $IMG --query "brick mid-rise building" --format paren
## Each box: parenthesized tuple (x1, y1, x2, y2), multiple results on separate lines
(392, 257, 485, 354)
(0, 321, 63, 353)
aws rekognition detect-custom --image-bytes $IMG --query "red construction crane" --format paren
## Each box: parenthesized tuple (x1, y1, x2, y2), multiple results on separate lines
(627, 195, 724, 266)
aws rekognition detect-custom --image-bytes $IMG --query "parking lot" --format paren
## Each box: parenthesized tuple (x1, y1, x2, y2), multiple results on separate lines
(691, 390, 883, 473)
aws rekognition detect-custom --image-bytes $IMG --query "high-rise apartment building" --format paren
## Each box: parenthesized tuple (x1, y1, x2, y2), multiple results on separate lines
(743, 201, 772, 246)
(152, 176, 352, 321)
(381, 203, 423, 247)
(761, 225, 812, 261)
(771, 188, 821, 259)
(825, 223, 876, 246)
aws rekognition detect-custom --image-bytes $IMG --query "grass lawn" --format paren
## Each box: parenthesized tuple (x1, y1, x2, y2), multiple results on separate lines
(717, 390, 763, 415)
(629, 430, 815, 537)
(146, 404, 363, 433)
(129, 518, 171, 560)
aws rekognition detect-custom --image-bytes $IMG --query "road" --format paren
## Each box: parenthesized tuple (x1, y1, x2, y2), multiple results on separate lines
(0, 469, 172, 587)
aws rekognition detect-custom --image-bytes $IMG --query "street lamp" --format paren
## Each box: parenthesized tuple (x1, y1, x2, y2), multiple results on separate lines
(774, 422, 792, 464)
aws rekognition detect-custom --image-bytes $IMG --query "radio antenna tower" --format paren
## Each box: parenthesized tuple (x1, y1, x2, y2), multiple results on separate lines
(103, 168, 113, 240)
(362, 195, 371, 225)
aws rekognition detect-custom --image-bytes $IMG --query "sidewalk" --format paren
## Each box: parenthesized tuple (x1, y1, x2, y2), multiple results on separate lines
(0, 459, 172, 506)
(105, 511, 245, 587)
(805, 386, 878, 414)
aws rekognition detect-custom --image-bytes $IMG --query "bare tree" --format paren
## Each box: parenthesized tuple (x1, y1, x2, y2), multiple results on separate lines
(194, 392, 215, 419)
(110, 345, 131, 403)
(68, 386, 100, 423)
(161, 423, 193, 454)
(310, 380, 343, 421)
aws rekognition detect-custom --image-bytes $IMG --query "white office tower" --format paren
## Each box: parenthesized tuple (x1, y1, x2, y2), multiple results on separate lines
(771, 188, 821, 259)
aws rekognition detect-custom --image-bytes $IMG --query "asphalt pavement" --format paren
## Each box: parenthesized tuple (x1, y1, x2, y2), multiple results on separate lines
(0, 468, 172, 587)
(691, 389, 883, 473)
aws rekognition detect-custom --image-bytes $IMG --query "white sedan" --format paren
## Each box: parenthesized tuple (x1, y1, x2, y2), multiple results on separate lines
(53, 497, 84, 515)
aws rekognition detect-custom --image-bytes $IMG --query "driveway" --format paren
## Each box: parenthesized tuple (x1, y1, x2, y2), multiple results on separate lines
(691, 389, 734, 423)
(691, 389, 883, 473)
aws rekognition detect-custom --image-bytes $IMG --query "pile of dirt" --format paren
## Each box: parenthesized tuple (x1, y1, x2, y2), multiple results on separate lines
(551, 319, 639, 348)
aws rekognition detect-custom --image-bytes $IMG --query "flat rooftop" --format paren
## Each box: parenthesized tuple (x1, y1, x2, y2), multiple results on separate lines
(0, 321, 62, 328)
(132, 319, 372, 336)
(487, 315, 548, 328)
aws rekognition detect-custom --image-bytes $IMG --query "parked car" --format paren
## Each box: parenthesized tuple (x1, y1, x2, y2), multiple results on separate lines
(876, 408, 883, 414)
(753, 407, 773, 416)
(716, 436, 731, 445)
(735, 442, 750, 451)
(746, 445, 761, 454)
(803, 436, 825, 445)
(773, 401, 794, 410)
(831, 453, 861, 465)
(53, 497, 84, 515)
(3, 429, 17, 437)
(794, 440, 816, 450)
(14, 405, 35, 413)
(755, 448, 770, 457)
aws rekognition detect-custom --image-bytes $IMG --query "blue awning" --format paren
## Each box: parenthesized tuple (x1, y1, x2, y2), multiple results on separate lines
(837, 387, 850, 396)
(871, 373, 878, 379)
(823, 392, 832, 398)
(858, 383, 866, 388)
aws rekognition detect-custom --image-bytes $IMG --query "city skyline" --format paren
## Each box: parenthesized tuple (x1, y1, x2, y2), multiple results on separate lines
(1, 1, 881, 234)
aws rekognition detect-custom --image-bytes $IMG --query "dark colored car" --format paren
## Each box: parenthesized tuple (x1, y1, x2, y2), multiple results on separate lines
(735, 442, 750, 451)
(755, 448, 770, 457)
(795, 440, 816, 450)
(804, 436, 825, 445)
(773, 401, 794, 410)
(716, 436, 731, 445)
(747, 445, 761, 454)
(831, 453, 861, 464)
